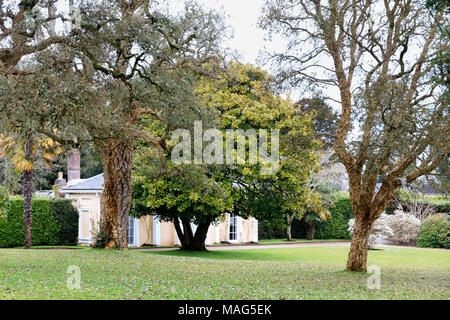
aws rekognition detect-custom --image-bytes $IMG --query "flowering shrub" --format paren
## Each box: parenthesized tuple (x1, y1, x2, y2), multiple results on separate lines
(348, 214, 393, 249)
(385, 209, 421, 243)
(348, 206, 422, 247)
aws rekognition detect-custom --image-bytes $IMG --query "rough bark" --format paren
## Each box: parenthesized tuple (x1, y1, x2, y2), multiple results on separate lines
(346, 178, 402, 271)
(262, 0, 448, 273)
(305, 222, 316, 240)
(97, 138, 133, 250)
(22, 169, 33, 249)
(23, 134, 33, 249)
(174, 218, 210, 251)
(346, 214, 373, 272)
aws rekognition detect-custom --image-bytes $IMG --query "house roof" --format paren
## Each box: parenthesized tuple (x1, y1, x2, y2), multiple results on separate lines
(60, 174, 104, 193)
(375, 182, 443, 196)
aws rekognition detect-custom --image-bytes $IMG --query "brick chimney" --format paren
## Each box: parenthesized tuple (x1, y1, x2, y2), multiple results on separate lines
(67, 149, 81, 181)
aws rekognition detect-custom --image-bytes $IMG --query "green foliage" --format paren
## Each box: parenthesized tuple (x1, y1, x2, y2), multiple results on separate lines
(133, 162, 234, 226)
(0, 185, 8, 216)
(196, 62, 322, 223)
(296, 98, 338, 149)
(314, 194, 353, 240)
(91, 221, 110, 249)
(258, 220, 286, 239)
(0, 197, 78, 247)
(49, 199, 79, 246)
(258, 192, 354, 240)
(416, 214, 450, 249)
(387, 189, 450, 214)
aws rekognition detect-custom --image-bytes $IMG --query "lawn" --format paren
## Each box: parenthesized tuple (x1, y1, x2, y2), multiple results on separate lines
(0, 246, 448, 300)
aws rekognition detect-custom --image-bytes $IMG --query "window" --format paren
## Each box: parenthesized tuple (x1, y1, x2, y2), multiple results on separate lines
(229, 213, 237, 241)
(128, 217, 135, 245)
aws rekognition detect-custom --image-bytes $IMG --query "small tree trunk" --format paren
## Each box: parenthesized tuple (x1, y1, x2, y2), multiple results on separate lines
(97, 139, 133, 250)
(346, 215, 372, 272)
(175, 219, 210, 251)
(306, 222, 316, 240)
(180, 218, 194, 250)
(286, 215, 294, 241)
(23, 169, 33, 249)
(173, 218, 184, 247)
(191, 222, 210, 251)
(23, 135, 34, 249)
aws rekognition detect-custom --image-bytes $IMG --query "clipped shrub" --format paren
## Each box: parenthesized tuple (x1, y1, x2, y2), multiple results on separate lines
(416, 214, 450, 249)
(0, 197, 78, 247)
(435, 202, 450, 214)
(258, 193, 354, 240)
(386, 190, 450, 216)
(49, 199, 79, 245)
(315, 194, 353, 239)
(258, 220, 286, 239)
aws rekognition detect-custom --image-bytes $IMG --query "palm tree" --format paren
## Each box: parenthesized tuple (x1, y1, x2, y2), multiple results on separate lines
(0, 134, 62, 248)
(303, 207, 331, 240)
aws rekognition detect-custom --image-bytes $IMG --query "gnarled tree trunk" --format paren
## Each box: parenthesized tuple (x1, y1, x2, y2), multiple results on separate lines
(346, 178, 401, 271)
(97, 138, 133, 250)
(346, 214, 373, 272)
(174, 218, 210, 251)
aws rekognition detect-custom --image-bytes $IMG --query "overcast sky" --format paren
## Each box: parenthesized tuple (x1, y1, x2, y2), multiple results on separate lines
(174, 0, 282, 65)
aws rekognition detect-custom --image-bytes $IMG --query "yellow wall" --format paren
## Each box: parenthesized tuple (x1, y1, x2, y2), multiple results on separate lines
(217, 215, 257, 243)
(138, 215, 153, 246)
(219, 215, 230, 242)
(241, 218, 257, 243)
(160, 221, 177, 246)
(67, 193, 101, 242)
(68, 192, 257, 246)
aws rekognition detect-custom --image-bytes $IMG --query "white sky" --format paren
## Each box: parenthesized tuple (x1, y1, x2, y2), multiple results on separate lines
(174, 0, 283, 65)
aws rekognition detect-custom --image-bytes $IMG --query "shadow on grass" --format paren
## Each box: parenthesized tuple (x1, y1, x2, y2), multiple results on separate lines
(140, 247, 348, 264)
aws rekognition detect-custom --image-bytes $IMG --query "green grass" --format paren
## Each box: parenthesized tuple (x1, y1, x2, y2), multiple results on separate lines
(145, 246, 450, 267)
(0, 246, 448, 300)
(257, 238, 349, 245)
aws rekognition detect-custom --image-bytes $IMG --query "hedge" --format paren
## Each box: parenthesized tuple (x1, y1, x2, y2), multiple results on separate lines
(314, 194, 353, 240)
(259, 189, 450, 241)
(0, 197, 78, 247)
(259, 193, 354, 240)
(416, 214, 450, 249)
(386, 190, 450, 214)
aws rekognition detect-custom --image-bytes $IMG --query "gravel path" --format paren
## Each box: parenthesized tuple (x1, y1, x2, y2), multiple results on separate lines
(209, 241, 350, 250)
(133, 241, 351, 252)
